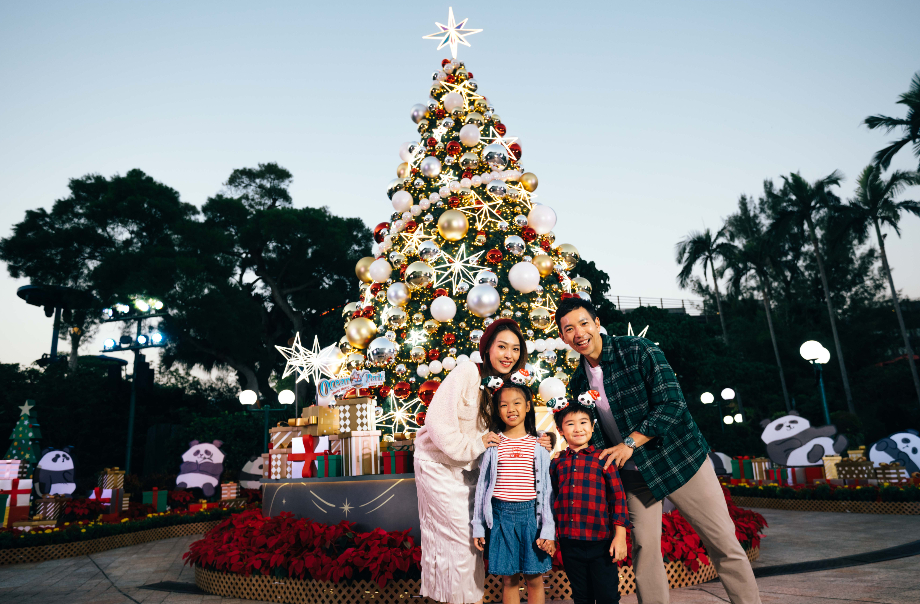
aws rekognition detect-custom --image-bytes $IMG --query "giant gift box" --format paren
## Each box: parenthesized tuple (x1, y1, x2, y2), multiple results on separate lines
(822, 455, 842, 480)
(331, 398, 377, 434)
(303, 406, 340, 437)
(36, 495, 69, 520)
(264, 451, 294, 479)
(0, 460, 21, 480)
(836, 458, 874, 480)
(89, 487, 124, 513)
(314, 452, 343, 477)
(269, 424, 300, 450)
(875, 462, 910, 485)
(731, 457, 754, 480)
(381, 450, 413, 474)
(98, 467, 125, 489)
(288, 436, 317, 478)
(143, 488, 168, 512)
(0, 478, 32, 507)
(220, 482, 240, 500)
(332, 431, 381, 476)
(750, 457, 771, 482)
(785, 467, 825, 485)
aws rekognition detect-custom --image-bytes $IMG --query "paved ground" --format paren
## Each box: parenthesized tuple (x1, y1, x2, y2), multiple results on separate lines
(0, 509, 918, 603)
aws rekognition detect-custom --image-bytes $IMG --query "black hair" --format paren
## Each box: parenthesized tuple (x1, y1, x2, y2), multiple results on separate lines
(553, 402, 595, 432)
(490, 383, 538, 437)
(555, 297, 598, 330)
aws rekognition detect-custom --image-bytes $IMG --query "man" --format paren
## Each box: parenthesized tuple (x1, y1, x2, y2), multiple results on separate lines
(556, 297, 761, 604)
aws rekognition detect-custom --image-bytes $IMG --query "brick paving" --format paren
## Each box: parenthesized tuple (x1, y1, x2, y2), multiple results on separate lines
(0, 509, 917, 603)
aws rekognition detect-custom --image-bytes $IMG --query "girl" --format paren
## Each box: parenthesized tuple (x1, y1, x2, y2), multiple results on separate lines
(414, 318, 552, 604)
(470, 378, 555, 604)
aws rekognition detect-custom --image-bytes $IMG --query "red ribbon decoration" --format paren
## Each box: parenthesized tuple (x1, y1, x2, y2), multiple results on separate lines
(286, 435, 318, 478)
(0, 479, 30, 504)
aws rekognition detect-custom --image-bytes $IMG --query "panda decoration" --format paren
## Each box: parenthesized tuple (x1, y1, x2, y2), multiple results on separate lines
(760, 412, 848, 466)
(34, 447, 77, 496)
(239, 455, 264, 490)
(176, 440, 225, 497)
(868, 430, 920, 475)
(708, 451, 733, 477)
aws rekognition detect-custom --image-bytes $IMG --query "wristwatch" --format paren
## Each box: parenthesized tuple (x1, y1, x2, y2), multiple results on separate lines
(623, 436, 637, 449)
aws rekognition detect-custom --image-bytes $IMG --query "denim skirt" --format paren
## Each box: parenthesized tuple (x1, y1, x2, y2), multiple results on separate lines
(487, 498, 552, 576)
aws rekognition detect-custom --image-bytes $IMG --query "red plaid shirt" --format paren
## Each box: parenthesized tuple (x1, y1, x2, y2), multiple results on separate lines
(549, 445, 630, 541)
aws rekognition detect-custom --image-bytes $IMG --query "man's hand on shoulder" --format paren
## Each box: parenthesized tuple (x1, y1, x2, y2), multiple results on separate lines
(597, 444, 634, 470)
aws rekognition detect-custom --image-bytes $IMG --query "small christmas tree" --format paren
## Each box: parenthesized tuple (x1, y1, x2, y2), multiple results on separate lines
(6, 400, 41, 469)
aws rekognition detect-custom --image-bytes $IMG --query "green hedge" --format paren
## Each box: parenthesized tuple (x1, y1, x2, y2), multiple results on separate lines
(726, 483, 920, 503)
(0, 508, 235, 550)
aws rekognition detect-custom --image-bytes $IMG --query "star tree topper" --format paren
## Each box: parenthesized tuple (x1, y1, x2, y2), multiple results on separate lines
(423, 7, 482, 59)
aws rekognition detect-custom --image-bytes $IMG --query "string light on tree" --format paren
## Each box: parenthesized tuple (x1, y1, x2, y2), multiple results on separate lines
(378, 395, 425, 434)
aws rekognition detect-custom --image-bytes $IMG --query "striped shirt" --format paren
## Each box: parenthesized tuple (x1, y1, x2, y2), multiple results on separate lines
(493, 433, 537, 501)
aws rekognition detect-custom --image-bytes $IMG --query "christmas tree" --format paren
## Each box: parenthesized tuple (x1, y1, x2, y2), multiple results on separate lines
(335, 13, 595, 436)
(5, 400, 41, 465)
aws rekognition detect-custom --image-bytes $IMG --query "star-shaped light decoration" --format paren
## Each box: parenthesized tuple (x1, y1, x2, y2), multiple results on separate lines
(405, 329, 428, 347)
(439, 79, 486, 111)
(528, 361, 550, 382)
(431, 124, 450, 142)
(340, 499, 353, 516)
(532, 294, 559, 335)
(275, 333, 329, 384)
(460, 190, 505, 230)
(422, 7, 482, 59)
(18, 401, 33, 415)
(505, 182, 536, 211)
(432, 244, 484, 294)
(379, 395, 425, 434)
(481, 126, 519, 158)
(399, 224, 436, 256)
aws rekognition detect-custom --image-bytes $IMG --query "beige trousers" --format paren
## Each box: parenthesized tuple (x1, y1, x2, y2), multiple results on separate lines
(622, 461, 761, 604)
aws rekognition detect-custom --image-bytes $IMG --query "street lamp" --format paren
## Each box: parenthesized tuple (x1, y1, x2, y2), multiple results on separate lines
(721, 387, 743, 423)
(800, 340, 831, 425)
(240, 390, 292, 453)
(700, 392, 725, 433)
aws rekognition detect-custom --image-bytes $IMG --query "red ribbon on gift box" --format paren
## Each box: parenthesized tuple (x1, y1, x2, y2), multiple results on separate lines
(0, 479, 30, 502)
(315, 452, 338, 477)
(287, 434, 317, 478)
(91, 487, 110, 504)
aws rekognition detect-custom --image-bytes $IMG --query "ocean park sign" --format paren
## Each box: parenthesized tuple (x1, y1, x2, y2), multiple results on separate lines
(317, 370, 386, 398)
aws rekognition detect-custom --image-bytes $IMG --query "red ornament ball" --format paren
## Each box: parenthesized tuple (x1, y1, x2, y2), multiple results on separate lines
(419, 380, 440, 405)
(361, 306, 376, 318)
(427, 137, 437, 148)
(441, 58, 451, 67)
(446, 141, 462, 156)
(446, 74, 456, 84)
(370, 283, 383, 295)
(462, 170, 473, 180)
(404, 220, 418, 233)
(508, 142, 522, 160)
(415, 411, 427, 427)
(393, 381, 412, 400)
(399, 263, 408, 279)
(442, 333, 456, 346)
(540, 239, 553, 252)
(486, 248, 503, 264)
(435, 108, 446, 119)
(521, 227, 537, 242)
(434, 288, 449, 298)
(448, 196, 461, 208)
(378, 385, 391, 399)
(466, 72, 474, 79)
(427, 348, 440, 361)
(373, 222, 390, 243)
(494, 122, 507, 136)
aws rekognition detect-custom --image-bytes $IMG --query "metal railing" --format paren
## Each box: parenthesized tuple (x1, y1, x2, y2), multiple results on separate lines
(606, 295, 708, 316)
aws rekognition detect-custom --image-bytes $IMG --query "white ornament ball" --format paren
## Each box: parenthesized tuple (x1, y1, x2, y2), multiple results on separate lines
(457, 354, 471, 364)
(417, 363, 430, 378)
(469, 351, 483, 363)
(442, 92, 464, 113)
(535, 339, 547, 352)
(459, 124, 481, 146)
(442, 357, 457, 371)
(538, 377, 566, 401)
(429, 360, 443, 374)
(392, 190, 413, 213)
(386, 282, 410, 306)
(430, 296, 457, 322)
(399, 142, 415, 162)
(369, 258, 392, 283)
(526, 340, 535, 354)
(527, 205, 557, 235)
(466, 284, 501, 318)
(508, 261, 541, 293)
(420, 156, 442, 178)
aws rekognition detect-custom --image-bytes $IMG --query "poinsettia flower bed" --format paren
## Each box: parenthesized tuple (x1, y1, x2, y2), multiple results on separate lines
(183, 510, 422, 588)
(186, 489, 766, 587)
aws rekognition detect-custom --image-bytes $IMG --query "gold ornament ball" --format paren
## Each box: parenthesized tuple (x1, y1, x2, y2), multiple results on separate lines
(342, 301, 360, 319)
(531, 254, 555, 277)
(555, 244, 580, 271)
(339, 335, 354, 355)
(424, 319, 440, 334)
(345, 317, 377, 349)
(355, 257, 375, 283)
(346, 352, 366, 371)
(437, 210, 469, 242)
(554, 370, 570, 385)
(396, 162, 410, 179)
(520, 172, 539, 192)
(565, 349, 581, 368)
(500, 309, 513, 319)
(404, 261, 435, 290)
(530, 307, 553, 331)
(571, 277, 593, 295)
(385, 306, 408, 329)
(410, 346, 427, 363)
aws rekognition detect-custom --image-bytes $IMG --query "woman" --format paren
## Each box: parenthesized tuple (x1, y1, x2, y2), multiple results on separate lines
(414, 318, 550, 604)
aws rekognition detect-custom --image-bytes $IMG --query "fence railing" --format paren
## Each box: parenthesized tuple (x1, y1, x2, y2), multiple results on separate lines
(606, 295, 708, 316)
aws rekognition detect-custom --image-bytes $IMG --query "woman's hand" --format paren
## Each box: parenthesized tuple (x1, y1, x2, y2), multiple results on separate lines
(482, 431, 500, 448)
(474, 537, 486, 551)
(536, 538, 555, 556)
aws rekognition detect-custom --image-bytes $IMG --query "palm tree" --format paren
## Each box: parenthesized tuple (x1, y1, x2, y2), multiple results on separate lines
(723, 194, 792, 412)
(770, 170, 856, 414)
(676, 228, 732, 344)
(864, 71, 920, 170)
(844, 165, 920, 407)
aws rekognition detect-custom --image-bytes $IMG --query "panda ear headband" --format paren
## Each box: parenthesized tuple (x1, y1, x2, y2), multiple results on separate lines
(481, 369, 536, 394)
(547, 390, 600, 414)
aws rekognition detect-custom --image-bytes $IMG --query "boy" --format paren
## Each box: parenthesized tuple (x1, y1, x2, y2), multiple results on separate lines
(550, 397, 630, 604)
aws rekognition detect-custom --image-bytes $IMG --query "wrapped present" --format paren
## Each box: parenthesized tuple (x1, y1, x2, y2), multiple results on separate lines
(785, 466, 825, 486)
(315, 452, 343, 477)
(269, 424, 301, 450)
(18, 463, 32, 479)
(331, 398, 377, 433)
(875, 462, 910, 485)
(220, 482, 240, 500)
(6, 505, 29, 528)
(0, 479, 32, 507)
(122, 494, 130, 512)
(303, 406, 341, 437)
(288, 417, 309, 427)
(143, 488, 168, 512)
(751, 457, 771, 481)
(846, 446, 866, 460)
(339, 430, 382, 476)
(0, 460, 21, 480)
(288, 435, 318, 479)
(189, 500, 219, 513)
(764, 468, 785, 484)
(13, 518, 56, 532)
(36, 495, 69, 520)
(267, 451, 293, 479)
(836, 458, 874, 480)
(89, 487, 124, 513)
(219, 497, 247, 509)
(731, 457, 754, 480)
(381, 450, 413, 474)
(98, 467, 125, 489)
(823, 455, 842, 480)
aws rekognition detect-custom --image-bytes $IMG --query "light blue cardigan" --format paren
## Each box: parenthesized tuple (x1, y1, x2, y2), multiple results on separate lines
(470, 440, 555, 541)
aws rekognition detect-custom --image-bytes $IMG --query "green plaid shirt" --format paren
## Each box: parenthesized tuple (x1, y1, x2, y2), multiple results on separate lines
(569, 334, 709, 501)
